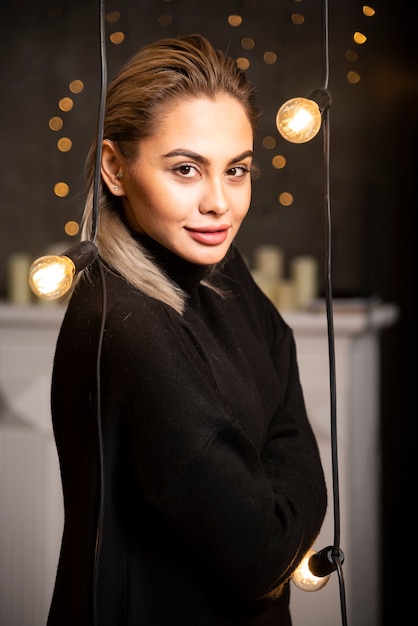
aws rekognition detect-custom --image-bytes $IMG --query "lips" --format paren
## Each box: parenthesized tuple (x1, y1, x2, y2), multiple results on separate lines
(185, 225, 231, 245)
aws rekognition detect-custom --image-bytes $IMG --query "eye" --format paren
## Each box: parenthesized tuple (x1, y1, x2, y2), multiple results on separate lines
(226, 165, 250, 179)
(173, 163, 198, 177)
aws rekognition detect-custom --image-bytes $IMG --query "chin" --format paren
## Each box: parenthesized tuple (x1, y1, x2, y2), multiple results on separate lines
(192, 247, 231, 266)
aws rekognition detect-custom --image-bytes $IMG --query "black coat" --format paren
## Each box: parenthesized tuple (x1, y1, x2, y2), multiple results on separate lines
(48, 239, 327, 625)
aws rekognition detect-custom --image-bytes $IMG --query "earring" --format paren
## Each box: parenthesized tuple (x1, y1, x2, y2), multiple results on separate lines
(113, 185, 119, 191)
(116, 173, 122, 179)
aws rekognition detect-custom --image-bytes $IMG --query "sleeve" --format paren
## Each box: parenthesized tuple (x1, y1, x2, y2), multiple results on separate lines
(101, 290, 327, 603)
(260, 324, 328, 589)
(229, 253, 328, 581)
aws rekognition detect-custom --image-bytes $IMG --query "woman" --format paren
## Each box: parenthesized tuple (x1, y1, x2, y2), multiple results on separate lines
(48, 34, 327, 625)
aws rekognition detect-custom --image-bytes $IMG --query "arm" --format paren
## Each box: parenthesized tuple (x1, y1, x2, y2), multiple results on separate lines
(260, 326, 328, 590)
(101, 290, 327, 602)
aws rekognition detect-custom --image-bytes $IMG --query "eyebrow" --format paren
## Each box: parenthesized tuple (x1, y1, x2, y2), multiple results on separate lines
(162, 149, 254, 166)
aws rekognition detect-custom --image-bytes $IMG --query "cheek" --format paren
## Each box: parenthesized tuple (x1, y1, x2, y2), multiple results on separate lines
(234, 186, 252, 221)
(125, 181, 165, 224)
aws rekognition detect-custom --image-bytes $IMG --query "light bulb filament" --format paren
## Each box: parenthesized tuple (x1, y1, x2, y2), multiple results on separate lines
(288, 107, 317, 133)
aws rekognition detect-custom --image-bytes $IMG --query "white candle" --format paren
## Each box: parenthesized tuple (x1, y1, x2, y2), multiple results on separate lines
(253, 245, 284, 281)
(251, 269, 279, 303)
(276, 279, 296, 311)
(7, 253, 32, 305)
(291, 255, 318, 309)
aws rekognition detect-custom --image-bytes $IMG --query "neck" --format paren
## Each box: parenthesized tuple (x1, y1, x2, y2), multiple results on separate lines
(133, 233, 211, 295)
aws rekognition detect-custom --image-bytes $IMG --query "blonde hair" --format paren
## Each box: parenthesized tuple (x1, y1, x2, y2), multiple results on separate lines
(80, 34, 260, 314)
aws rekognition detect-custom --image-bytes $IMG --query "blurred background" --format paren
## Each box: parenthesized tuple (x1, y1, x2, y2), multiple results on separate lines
(0, 1, 415, 625)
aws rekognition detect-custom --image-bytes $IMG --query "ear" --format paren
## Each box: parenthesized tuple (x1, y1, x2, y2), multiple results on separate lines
(101, 139, 125, 195)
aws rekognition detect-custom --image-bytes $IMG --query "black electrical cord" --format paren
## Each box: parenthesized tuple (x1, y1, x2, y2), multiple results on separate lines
(319, 0, 348, 623)
(91, 0, 108, 246)
(322, 106, 348, 626)
(92, 261, 107, 626)
(91, 1, 108, 624)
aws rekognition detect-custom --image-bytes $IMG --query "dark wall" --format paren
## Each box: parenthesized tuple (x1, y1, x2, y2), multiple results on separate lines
(0, 0, 415, 622)
(3, 0, 411, 296)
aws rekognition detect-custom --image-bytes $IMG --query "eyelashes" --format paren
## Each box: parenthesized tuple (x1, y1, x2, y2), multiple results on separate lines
(172, 163, 251, 180)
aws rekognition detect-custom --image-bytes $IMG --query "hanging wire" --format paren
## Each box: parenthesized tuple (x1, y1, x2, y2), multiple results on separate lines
(92, 261, 107, 626)
(321, 0, 330, 90)
(91, 1, 108, 624)
(320, 0, 348, 623)
(91, 0, 108, 244)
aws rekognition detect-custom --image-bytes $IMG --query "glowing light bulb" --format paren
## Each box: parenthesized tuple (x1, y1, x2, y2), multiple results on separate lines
(291, 549, 330, 592)
(28, 240, 98, 300)
(28, 255, 75, 300)
(276, 88, 332, 144)
(276, 98, 321, 143)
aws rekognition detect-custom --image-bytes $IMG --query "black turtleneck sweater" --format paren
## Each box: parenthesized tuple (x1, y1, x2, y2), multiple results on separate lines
(48, 239, 327, 626)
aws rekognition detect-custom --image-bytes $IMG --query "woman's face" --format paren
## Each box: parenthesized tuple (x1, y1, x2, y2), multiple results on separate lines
(113, 95, 253, 266)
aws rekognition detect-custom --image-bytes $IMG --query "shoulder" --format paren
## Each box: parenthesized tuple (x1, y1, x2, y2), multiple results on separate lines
(62, 263, 180, 343)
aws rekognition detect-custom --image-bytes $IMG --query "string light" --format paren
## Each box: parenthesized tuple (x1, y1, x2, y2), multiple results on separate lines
(292, 546, 345, 592)
(28, 1, 347, 623)
(276, 88, 332, 143)
(292, 549, 330, 591)
(278, 1, 349, 623)
(28, 0, 108, 301)
(28, 241, 98, 300)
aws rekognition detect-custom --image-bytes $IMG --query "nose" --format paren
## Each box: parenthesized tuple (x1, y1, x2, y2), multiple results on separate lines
(199, 177, 229, 215)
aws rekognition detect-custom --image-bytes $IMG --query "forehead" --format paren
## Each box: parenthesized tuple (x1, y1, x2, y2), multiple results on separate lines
(152, 95, 253, 150)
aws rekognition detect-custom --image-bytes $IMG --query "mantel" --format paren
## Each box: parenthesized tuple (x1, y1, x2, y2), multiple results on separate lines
(0, 301, 399, 336)
(284, 302, 398, 337)
(0, 302, 66, 328)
